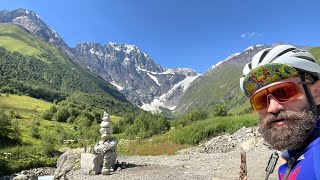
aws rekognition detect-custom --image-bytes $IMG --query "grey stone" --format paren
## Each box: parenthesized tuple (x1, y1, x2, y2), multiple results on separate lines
(80, 153, 103, 175)
(53, 148, 83, 180)
(13, 174, 37, 180)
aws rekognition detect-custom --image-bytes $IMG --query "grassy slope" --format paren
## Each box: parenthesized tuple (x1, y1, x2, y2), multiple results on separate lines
(0, 24, 65, 63)
(177, 64, 249, 114)
(310, 46, 320, 64)
(0, 94, 73, 146)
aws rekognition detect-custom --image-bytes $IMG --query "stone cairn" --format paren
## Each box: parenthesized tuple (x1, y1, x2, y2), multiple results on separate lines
(81, 112, 118, 175)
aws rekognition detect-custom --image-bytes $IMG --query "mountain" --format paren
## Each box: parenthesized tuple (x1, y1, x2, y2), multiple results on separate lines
(175, 45, 269, 114)
(0, 8, 74, 58)
(73, 42, 199, 112)
(0, 23, 138, 114)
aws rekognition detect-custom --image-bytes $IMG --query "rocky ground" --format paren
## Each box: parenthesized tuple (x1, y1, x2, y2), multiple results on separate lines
(20, 127, 282, 180)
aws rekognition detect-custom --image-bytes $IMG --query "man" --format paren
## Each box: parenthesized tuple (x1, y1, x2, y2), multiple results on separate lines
(239, 44, 320, 180)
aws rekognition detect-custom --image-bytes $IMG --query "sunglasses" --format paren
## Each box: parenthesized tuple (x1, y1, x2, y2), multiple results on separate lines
(249, 81, 305, 112)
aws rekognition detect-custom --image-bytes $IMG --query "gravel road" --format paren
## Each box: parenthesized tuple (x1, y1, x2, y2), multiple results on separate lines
(66, 145, 281, 180)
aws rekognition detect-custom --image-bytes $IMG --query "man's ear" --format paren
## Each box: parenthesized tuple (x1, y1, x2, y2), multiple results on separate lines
(311, 80, 320, 105)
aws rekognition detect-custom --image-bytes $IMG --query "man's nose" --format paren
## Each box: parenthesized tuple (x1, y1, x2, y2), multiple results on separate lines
(267, 95, 285, 114)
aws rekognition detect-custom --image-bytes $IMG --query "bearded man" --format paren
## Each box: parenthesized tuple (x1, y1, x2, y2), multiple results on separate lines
(240, 44, 320, 180)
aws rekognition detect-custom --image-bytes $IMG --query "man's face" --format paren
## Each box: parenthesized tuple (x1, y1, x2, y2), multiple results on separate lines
(257, 77, 317, 151)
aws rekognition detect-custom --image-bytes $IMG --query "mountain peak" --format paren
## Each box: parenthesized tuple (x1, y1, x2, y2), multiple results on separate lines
(0, 8, 72, 57)
(243, 44, 265, 51)
(0, 8, 41, 22)
(108, 42, 141, 54)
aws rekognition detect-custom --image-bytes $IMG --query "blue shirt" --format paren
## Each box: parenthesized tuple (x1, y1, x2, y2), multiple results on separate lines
(278, 135, 320, 179)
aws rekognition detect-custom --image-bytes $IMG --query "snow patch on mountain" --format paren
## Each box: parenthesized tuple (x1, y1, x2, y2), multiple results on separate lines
(136, 66, 161, 75)
(226, 53, 240, 61)
(244, 44, 264, 51)
(89, 48, 104, 57)
(140, 74, 200, 112)
(147, 73, 161, 86)
(110, 81, 124, 91)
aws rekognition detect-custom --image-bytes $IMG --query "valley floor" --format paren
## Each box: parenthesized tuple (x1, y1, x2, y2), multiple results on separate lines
(66, 145, 279, 180)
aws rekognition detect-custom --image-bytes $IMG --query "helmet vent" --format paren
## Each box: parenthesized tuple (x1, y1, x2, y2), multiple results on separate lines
(259, 49, 270, 63)
(270, 48, 296, 62)
(296, 56, 317, 63)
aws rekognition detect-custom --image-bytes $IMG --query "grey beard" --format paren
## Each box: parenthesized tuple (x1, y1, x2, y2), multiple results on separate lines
(258, 110, 317, 151)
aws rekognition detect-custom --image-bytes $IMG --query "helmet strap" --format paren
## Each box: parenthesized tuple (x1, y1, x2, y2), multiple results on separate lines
(299, 72, 320, 117)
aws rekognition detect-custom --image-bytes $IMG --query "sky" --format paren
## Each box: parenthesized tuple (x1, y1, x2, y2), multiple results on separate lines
(1, 0, 320, 74)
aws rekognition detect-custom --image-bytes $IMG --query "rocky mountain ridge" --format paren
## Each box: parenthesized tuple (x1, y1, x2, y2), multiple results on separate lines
(0, 8, 74, 58)
(73, 41, 199, 111)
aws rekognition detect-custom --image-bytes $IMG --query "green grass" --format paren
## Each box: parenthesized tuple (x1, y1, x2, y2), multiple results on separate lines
(114, 113, 258, 155)
(0, 36, 43, 57)
(0, 24, 65, 63)
(0, 93, 52, 118)
(116, 134, 191, 156)
(168, 113, 258, 145)
(110, 115, 122, 123)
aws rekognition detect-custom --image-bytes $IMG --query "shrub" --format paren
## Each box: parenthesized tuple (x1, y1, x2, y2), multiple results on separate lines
(41, 131, 56, 156)
(174, 109, 208, 127)
(42, 110, 53, 120)
(29, 123, 40, 139)
(211, 104, 229, 117)
(0, 110, 21, 146)
(53, 107, 70, 122)
(0, 158, 12, 176)
(169, 114, 258, 145)
(125, 112, 170, 139)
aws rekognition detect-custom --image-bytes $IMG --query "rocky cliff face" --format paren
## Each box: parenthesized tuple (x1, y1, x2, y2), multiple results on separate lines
(73, 42, 199, 111)
(0, 8, 74, 58)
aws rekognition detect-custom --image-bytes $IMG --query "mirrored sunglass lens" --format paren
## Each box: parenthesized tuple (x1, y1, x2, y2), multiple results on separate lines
(251, 89, 268, 111)
(250, 82, 302, 111)
(269, 82, 301, 102)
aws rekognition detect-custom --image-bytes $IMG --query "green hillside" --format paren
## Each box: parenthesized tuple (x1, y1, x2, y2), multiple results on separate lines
(178, 46, 320, 115)
(177, 63, 250, 114)
(0, 23, 138, 115)
(309, 46, 320, 64)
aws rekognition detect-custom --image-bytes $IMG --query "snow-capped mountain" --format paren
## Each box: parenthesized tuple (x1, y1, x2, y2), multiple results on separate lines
(73, 42, 199, 112)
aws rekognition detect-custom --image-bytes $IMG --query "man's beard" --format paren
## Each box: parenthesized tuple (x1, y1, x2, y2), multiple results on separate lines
(258, 109, 317, 151)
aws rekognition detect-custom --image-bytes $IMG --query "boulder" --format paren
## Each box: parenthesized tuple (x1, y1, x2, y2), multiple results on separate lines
(13, 174, 37, 180)
(80, 153, 104, 175)
(54, 148, 82, 180)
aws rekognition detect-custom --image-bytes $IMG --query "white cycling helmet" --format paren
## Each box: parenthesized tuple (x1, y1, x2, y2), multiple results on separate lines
(240, 44, 320, 97)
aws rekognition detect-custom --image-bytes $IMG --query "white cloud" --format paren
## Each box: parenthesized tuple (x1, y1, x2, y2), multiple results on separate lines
(240, 32, 261, 38)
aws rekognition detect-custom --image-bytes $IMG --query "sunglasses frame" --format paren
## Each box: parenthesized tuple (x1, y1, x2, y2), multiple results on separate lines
(249, 81, 307, 112)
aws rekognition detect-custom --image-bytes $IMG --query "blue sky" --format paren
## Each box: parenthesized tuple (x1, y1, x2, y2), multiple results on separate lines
(1, 0, 320, 73)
